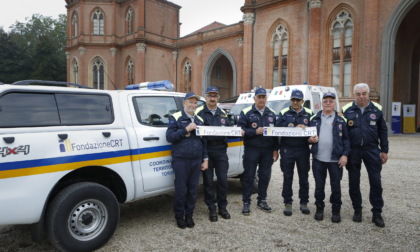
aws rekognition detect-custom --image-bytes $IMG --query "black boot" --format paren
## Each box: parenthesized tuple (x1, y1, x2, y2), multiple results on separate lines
(314, 206, 324, 221)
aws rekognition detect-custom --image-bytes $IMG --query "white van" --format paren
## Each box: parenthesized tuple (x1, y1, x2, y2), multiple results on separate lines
(267, 85, 339, 114)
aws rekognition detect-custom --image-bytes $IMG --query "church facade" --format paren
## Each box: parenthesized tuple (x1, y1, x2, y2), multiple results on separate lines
(64, 0, 420, 129)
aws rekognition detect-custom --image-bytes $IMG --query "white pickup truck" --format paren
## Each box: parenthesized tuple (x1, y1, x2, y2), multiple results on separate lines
(0, 80, 244, 252)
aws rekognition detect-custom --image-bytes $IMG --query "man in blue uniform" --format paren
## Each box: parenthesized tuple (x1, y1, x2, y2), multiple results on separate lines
(308, 92, 350, 223)
(196, 86, 231, 222)
(237, 87, 279, 215)
(276, 89, 313, 216)
(166, 92, 208, 229)
(342, 83, 389, 228)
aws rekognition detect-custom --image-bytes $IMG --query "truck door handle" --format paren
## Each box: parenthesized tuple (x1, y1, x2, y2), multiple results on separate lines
(143, 137, 159, 141)
(3, 137, 15, 143)
(102, 132, 111, 137)
(58, 134, 68, 140)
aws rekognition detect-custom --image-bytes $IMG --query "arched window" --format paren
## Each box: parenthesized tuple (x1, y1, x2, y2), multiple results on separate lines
(92, 9, 104, 35)
(272, 24, 288, 87)
(92, 58, 105, 89)
(71, 12, 78, 37)
(72, 59, 79, 84)
(183, 61, 192, 92)
(126, 8, 134, 35)
(127, 59, 134, 85)
(331, 10, 353, 97)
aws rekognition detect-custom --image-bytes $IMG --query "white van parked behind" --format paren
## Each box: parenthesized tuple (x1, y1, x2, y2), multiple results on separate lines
(267, 85, 339, 114)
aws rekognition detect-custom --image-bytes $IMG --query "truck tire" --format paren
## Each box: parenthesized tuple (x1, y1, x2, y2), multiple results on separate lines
(46, 182, 120, 252)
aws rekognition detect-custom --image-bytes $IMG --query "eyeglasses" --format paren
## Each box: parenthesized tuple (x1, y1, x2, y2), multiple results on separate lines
(206, 94, 220, 98)
(291, 99, 302, 103)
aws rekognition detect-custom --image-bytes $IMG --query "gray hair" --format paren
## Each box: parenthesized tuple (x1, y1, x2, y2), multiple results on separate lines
(353, 83, 370, 95)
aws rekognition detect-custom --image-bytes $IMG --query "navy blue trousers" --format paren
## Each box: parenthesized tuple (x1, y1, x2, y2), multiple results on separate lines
(312, 158, 343, 212)
(172, 159, 202, 219)
(242, 147, 273, 203)
(202, 151, 229, 210)
(280, 146, 310, 204)
(346, 147, 384, 215)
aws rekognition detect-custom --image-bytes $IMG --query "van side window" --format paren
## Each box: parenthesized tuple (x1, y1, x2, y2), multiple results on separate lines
(133, 96, 178, 126)
(0, 92, 113, 127)
(56, 93, 113, 125)
(0, 92, 60, 127)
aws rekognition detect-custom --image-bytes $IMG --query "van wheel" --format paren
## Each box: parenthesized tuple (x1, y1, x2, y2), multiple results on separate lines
(46, 182, 119, 252)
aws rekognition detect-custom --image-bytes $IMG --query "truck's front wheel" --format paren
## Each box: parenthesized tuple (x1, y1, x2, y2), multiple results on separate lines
(46, 182, 120, 252)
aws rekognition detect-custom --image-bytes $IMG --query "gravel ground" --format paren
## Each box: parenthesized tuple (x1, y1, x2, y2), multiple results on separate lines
(1, 135, 419, 252)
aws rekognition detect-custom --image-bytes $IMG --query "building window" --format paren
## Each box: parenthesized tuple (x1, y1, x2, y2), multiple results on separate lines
(127, 59, 134, 85)
(71, 12, 78, 37)
(126, 8, 133, 35)
(72, 59, 79, 84)
(92, 58, 105, 89)
(93, 9, 104, 35)
(331, 10, 353, 97)
(183, 61, 192, 92)
(272, 24, 288, 87)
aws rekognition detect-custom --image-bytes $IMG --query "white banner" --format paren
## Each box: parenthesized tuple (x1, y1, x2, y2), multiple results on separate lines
(263, 126, 317, 137)
(196, 126, 242, 136)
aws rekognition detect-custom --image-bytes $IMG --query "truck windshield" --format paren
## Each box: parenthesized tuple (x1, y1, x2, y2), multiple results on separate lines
(266, 100, 291, 114)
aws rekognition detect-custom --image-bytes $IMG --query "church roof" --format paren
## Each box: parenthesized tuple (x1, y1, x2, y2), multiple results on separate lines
(187, 21, 226, 36)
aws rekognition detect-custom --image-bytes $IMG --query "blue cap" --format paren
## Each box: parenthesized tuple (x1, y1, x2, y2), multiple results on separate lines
(255, 88, 267, 96)
(206, 86, 219, 94)
(184, 92, 200, 100)
(291, 89, 304, 100)
(323, 92, 336, 99)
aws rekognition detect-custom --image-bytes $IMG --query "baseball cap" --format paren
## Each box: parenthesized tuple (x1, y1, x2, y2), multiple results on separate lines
(184, 92, 200, 100)
(323, 92, 336, 99)
(291, 89, 304, 100)
(205, 86, 219, 94)
(255, 88, 267, 96)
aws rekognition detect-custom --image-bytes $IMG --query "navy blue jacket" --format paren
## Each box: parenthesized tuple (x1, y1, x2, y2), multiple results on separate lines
(166, 110, 208, 160)
(276, 106, 313, 147)
(195, 105, 230, 152)
(342, 101, 389, 153)
(237, 104, 278, 151)
(309, 111, 351, 160)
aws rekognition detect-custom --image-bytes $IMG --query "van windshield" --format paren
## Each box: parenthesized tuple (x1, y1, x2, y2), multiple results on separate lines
(267, 100, 290, 114)
(231, 103, 253, 116)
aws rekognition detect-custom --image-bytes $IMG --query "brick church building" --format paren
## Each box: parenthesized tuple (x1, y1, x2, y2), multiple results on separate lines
(64, 0, 420, 129)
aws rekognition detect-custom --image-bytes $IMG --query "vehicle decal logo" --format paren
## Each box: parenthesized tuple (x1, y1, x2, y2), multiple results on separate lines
(59, 139, 73, 152)
(0, 145, 30, 157)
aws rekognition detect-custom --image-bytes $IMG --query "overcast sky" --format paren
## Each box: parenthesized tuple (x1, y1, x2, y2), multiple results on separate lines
(0, 0, 244, 36)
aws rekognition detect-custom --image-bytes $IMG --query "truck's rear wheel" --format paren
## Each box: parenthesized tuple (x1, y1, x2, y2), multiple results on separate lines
(46, 182, 119, 252)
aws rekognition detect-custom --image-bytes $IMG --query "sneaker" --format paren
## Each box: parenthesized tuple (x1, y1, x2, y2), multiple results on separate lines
(300, 204, 310, 215)
(283, 204, 292, 216)
(209, 208, 218, 222)
(176, 217, 187, 229)
(185, 215, 195, 228)
(331, 212, 341, 223)
(257, 200, 272, 213)
(372, 215, 385, 228)
(353, 210, 362, 222)
(242, 202, 250, 216)
(218, 208, 231, 219)
(314, 207, 324, 221)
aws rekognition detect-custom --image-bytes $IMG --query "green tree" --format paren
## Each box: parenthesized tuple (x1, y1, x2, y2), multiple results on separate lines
(0, 14, 67, 83)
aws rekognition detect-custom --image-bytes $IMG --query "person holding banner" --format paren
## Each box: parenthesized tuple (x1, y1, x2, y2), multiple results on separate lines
(196, 86, 232, 222)
(342, 83, 389, 228)
(276, 89, 313, 216)
(308, 92, 350, 223)
(237, 87, 279, 215)
(166, 92, 208, 229)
